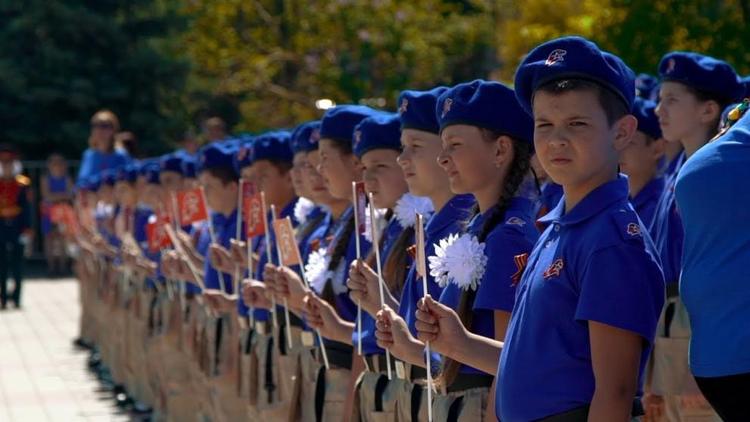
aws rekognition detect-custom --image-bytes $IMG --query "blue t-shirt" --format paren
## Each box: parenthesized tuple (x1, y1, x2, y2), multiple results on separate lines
(438, 197, 538, 375)
(498, 176, 665, 421)
(77, 148, 130, 183)
(203, 209, 241, 294)
(353, 216, 412, 355)
(630, 176, 665, 228)
(676, 114, 750, 377)
(648, 153, 686, 285)
(398, 194, 474, 338)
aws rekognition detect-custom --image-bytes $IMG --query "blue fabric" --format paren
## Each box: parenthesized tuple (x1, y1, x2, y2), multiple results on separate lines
(438, 197, 538, 375)
(659, 51, 742, 102)
(101, 169, 117, 186)
(180, 154, 198, 178)
(197, 141, 239, 175)
(633, 97, 662, 140)
(76, 148, 129, 183)
(436, 80, 533, 144)
(203, 209, 241, 294)
(498, 176, 665, 421)
(742, 75, 750, 98)
(630, 176, 665, 228)
(319, 105, 382, 143)
(514, 36, 636, 116)
(249, 130, 293, 163)
(648, 152, 686, 285)
(160, 152, 184, 175)
(636, 73, 659, 100)
(291, 121, 321, 154)
(398, 194, 474, 337)
(397, 87, 448, 134)
(354, 216, 412, 355)
(116, 164, 138, 183)
(353, 113, 402, 158)
(676, 110, 750, 377)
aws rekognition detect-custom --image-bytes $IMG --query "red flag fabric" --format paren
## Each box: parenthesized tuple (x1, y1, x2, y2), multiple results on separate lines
(49, 203, 80, 236)
(146, 212, 172, 252)
(353, 181, 367, 235)
(176, 187, 209, 226)
(273, 217, 301, 266)
(243, 182, 265, 238)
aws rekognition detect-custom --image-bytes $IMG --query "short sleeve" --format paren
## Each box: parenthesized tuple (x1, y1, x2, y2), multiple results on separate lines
(575, 244, 665, 343)
(474, 228, 534, 313)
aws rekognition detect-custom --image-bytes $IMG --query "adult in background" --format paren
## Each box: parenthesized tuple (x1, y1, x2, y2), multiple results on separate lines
(76, 109, 129, 183)
(40, 153, 74, 276)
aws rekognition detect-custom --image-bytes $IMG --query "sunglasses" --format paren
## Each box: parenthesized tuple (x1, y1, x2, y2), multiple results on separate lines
(91, 121, 114, 130)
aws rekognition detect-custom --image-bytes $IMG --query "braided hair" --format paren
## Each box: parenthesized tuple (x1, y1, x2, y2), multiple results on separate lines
(437, 129, 534, 389)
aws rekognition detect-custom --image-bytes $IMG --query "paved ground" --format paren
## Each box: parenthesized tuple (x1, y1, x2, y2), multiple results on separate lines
(0, 278, 130, 422)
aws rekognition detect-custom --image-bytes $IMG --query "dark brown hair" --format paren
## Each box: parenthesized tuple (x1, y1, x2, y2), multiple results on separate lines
(536, 78, 629, 126)
(437, 130, 533, 389)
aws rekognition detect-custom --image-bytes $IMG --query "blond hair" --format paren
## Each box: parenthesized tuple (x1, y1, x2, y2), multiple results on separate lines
(88, 109, 120, 151)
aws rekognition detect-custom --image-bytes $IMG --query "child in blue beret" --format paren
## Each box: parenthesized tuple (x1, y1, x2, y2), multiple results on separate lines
(619, 97, 666, 227)
(496, 36, 665, 421)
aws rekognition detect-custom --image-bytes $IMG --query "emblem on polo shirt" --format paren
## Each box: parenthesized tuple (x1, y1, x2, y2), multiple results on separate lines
(506, 217, 526, 227)
(626, 222, 642, 237)
(543, 258, 564, 280)
(545, 49, 567, 66)
(399, 98, 409, 114)
(665, 58, 676, 74)
(310, 128, 320, 144)
(441, 98, 453, 118)
(354, 130, 362, 147)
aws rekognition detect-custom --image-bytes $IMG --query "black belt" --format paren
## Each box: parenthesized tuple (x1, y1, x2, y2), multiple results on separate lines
(323, 340, 353, 370)
(536, 399, 645, 421)
(446, 373, 493, 393)
(365, 353, 389, 374)
(410, 365, 427, 380)
(666, 282, 679, 298)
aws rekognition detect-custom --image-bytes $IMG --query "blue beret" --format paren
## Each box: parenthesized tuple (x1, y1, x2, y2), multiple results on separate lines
(181, 154, 197, 178)
(101, 169, 118, 186)
(636, 73, 658, 100)
(197, 141, 239, 175)
(136, 159, 156, 176)
(658, 52, 742, 101)
(116, 164, 139, 183)
(319, 105, 381, 143)
(291, 121, 321, 154)
(234, 138, 255, 172)
(353, 113, 402, 158)
(741, 76, 750, 98)
(144, 164, 161, 185)
(514, 36, 636, 115)
(249, 130, 293, 164)
(436, 80, 534, 144)
(397, 87, 449, 134)
(160, 152, 184, 174)
(632, 98, 662, 140)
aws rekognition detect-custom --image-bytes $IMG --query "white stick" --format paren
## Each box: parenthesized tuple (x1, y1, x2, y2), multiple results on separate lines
(261, 192, 279, 332)
(352, 182, 363, 356)
(416, 213, 434, 422)
(297, 263, 330, 370)
(271, 205, 294, 351)
(246, 238, 255, 327)
(234, 180, 244, 298)
(369, 193, 392, 380)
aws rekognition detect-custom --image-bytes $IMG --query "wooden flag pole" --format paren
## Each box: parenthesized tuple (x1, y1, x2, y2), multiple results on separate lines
(369, 193, 392, 380)
(352, 181, 363, 355)
(416, 213, 433, 422)
(261, 191, 279, 332)
(271, 204, 294, 350)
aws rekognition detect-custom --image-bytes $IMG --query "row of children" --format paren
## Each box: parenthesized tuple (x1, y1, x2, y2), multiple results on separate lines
(69, 35, 750, 422)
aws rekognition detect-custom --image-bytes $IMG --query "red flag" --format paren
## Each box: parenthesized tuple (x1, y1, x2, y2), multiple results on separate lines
(353, 181, 367, 235)
(50, 204, 80, 236)
(146, 212, 172, 252)
(273, 217, 301, 266)
(176, 187, 209, 226)
(243, 182, 265, 238)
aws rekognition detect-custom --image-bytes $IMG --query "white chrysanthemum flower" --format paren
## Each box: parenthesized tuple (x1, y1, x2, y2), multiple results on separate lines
(294, 197, 316, 225)
(329, 260, 350, 295)
(363, 206, 387, 244)
(393, 193, 434, 228)
(428, 233, 487, 291)
(305, 248, 332, 294)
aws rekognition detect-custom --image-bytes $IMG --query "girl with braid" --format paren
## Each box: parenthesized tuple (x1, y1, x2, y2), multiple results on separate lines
(377, 80, 539, 420)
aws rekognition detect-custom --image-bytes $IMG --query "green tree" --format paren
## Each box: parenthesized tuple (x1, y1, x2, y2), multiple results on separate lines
(0, 0, 191, 160)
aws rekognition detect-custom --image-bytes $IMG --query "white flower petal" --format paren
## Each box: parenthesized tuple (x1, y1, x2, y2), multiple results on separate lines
(294, 197, 316, 226)
(393, 193, 434, 228)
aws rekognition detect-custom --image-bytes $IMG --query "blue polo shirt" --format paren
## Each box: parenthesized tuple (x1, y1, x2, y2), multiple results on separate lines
(398, 194, 474, 337)
(630, 176, 665, 228)
(676, 115, 750, 377)
(438, 196, 538, 375)
(203, 209, 241, 294)
(353, 216, 412, 355)
(498, 176, 665, 421)
(648, 152, 685, 285)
